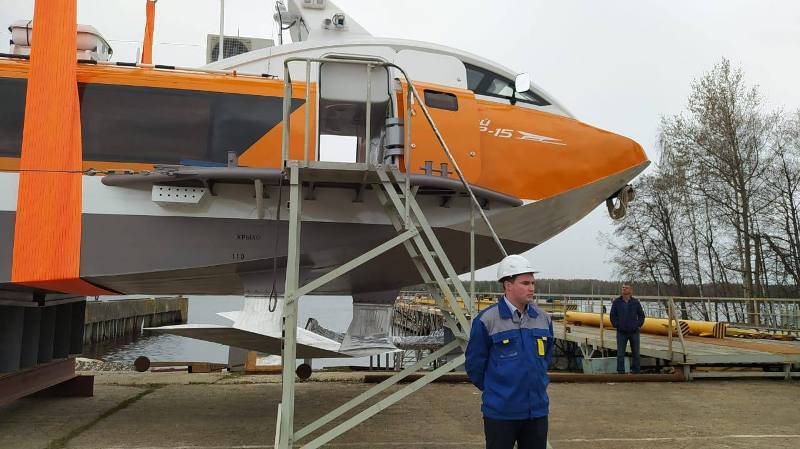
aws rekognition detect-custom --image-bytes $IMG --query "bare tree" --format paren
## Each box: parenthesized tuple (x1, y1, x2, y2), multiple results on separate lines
(607, 59, 794, 311)
(762, 111, 800, 293)
(659, 59, 777, 319)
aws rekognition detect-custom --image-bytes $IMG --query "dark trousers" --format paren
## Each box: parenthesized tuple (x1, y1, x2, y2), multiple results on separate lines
(616, 330, 640, 373)
(484, 416, 548, 449)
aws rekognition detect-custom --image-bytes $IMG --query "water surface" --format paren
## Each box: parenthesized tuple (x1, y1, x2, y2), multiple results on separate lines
(85, 295, 373, 368)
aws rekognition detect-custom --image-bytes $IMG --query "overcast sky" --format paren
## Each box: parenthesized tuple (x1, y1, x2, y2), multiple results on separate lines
(2, 0, 799, 280)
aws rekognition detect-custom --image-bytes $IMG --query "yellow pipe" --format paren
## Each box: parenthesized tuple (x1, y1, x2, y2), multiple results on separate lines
(565, 312, 727, 339)
(680, 319, 727, 338)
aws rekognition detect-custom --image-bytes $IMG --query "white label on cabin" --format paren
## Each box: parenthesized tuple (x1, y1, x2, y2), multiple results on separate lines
(479, 119, 565, 146)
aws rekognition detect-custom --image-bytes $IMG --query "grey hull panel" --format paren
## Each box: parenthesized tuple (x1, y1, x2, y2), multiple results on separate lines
(81, 216, 529, 299)
(2, 162, 647, 299)
(80, 214, 285, 277)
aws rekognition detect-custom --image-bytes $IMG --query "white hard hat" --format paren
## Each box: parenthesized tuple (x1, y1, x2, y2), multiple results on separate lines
(496, 254, 537, 281)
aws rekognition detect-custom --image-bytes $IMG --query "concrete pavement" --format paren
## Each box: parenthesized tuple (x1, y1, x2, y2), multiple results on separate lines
(1, 371, 799, 449)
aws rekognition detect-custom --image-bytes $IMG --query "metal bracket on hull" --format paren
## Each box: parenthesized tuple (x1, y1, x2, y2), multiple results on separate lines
(151, 185, 208, 204)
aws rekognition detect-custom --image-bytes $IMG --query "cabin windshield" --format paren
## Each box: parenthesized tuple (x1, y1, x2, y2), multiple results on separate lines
(465, 63, 550, 106)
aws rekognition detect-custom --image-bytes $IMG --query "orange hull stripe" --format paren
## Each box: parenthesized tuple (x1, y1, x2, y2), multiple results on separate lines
(11, 0, 110, 296)
(0, 59, 649, 202)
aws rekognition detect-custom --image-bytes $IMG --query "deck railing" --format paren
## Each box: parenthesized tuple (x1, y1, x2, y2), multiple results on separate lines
(398, 290, 800, 336)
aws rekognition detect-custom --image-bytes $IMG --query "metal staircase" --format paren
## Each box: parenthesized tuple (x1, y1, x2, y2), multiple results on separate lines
(274, 56, 509, 449)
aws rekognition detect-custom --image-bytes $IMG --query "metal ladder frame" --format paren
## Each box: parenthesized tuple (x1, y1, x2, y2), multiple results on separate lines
(276, 162, 473, 448)
(274, 56, 511, 449)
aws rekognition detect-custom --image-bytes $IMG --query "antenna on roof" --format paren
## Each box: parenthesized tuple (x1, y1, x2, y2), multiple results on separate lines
(274, 1, 298, 45)
(217, 0, 225, 61)
(272, 0, 370, 44)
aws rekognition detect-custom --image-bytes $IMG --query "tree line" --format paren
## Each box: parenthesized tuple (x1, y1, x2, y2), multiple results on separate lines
(441, 279, 629, 296)
(458, 279, 682, 296)
(606, 58, 800, 303)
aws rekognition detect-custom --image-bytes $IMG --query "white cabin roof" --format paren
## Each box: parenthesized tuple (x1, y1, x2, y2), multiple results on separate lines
(205, 36, 573, 118)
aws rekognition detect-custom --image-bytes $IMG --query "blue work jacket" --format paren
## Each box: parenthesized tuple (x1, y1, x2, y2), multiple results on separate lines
(609, 296, 645, 334)
(465, 297, 554, 420)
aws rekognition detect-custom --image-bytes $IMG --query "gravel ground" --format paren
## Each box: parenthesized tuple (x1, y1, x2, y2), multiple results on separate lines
(74, 357, 134, 372)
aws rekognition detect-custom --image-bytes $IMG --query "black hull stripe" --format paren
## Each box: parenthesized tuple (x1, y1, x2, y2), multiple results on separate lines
(0, 76, 302, 165)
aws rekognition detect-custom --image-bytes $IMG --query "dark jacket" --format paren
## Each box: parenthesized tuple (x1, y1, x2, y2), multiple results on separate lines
(610, 296, 645, 334)
(465, 297, 554, 420)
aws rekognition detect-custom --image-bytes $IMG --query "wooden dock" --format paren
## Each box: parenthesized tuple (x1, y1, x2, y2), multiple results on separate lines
(556, 322, 800, 375)
(393, 298, 800, 379)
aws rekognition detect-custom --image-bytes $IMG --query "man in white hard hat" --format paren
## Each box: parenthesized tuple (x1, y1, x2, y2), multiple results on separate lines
(465, 254, 553, 449)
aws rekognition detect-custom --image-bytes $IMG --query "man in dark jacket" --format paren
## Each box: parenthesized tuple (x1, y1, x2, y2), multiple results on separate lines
(609, 283, 645, 374)
(465, 255, 553, 449)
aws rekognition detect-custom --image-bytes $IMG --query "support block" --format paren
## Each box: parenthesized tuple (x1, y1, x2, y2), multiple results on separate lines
(228, 346, 248, 372)
(32, 375, 94, 398)
(682, 364, 692, 381)
(0, 358, 77, 406)
(0, 306, 25, 372)
(38, 307, 57, 364)
(20, 307, 42, 369)
(70, 301, 86, 354)
(53, 303, 73, 359)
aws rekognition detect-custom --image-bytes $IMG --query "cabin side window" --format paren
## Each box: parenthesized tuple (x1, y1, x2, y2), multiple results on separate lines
(424, 90, 458, 111)
(0, 77, 26, 157)
(464, 63, 550, 106)
(80, 83, 212, 163)
(0, 80, 293, 164)
(78, 83, 291, 165)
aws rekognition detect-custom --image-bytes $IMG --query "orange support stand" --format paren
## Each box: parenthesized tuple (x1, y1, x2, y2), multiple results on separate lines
(141, 0, 156, 64)
(11, 0, 110, 295)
